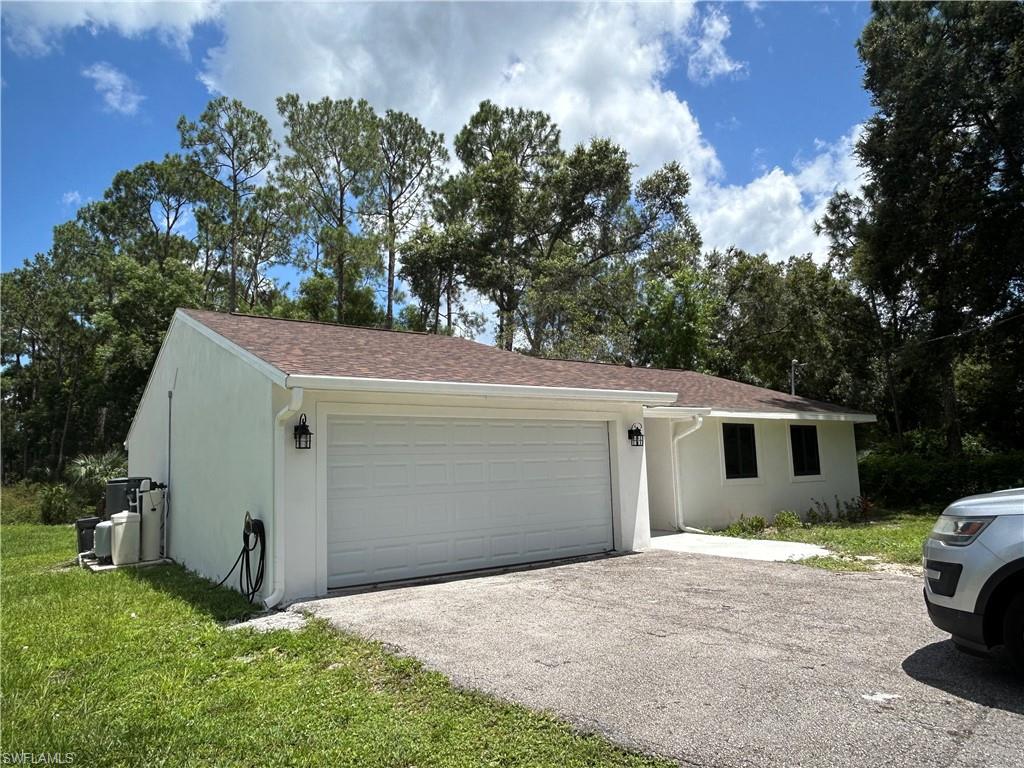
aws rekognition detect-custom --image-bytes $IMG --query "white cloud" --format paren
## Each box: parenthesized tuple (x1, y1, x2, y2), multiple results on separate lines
(691, 125, 865, 258)
(82, 62, 144, 115)
(744, 0, 766, 29)
(61, 190, 81, 207)
(2, 1, 220, 56)
(687, 6, 747, 85)
(198, 2, 723, 188)
(11, 1, 863, 260)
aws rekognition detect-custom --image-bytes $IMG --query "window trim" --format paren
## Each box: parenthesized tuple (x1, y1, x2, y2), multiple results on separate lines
(787, 423, 824, 483)
(719, 421, 762, 485)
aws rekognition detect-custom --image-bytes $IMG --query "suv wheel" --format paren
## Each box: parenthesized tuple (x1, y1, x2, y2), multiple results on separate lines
(1004, 592, 1024, 676)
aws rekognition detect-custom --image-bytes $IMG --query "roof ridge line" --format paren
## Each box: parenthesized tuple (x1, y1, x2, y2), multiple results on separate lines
(185, 307, 450, 338)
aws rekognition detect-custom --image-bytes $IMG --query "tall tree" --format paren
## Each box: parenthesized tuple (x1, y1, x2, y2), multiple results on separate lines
(237, 184, 300, 312)
(398, 222, 482, 336)
(454, 101, 563, 350)
(633, 263, 721, 371)
(276, 94, 380, 323)
(80, 154, 204, 270)
(824, 1, 1024, 453)
(363, 110, 448, 328)
(178, 97, 276, 312)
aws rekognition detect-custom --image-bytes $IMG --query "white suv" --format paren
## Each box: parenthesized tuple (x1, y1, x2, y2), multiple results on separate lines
(923, 488, 1024, 673)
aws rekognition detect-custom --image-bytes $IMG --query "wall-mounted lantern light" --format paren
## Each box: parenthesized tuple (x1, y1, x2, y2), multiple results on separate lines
(293, 413, 313, 449)
(627, 423, 645, 447)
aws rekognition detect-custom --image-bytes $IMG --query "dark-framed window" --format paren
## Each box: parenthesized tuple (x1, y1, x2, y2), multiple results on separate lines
(722, 423, 758, 479)
(790, 424, 821, 476)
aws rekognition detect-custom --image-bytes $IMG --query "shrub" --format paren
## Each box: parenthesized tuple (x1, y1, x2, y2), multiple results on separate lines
(807, 496, 871, 524)
(774, 510, 802, 531)
(39, 484, 78, 525)
(723, 514, 767, 537)
(806, 499, 833, 525)
(859, 451, 1024, 507)
(1, 482, 45, 524)
(67, 449, 127, 515)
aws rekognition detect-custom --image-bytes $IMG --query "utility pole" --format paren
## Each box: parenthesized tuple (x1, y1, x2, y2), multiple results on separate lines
(791, 359, 807, 396)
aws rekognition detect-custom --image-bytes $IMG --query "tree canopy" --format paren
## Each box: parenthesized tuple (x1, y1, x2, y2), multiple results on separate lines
(4, 1, 1023, 481)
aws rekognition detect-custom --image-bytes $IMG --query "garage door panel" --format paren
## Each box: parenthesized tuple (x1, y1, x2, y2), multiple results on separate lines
(488, 459, 520, 483)
(326, 415, 613, 588)
(450, 460, 483, 484)
(372, 461, 412, 488)
(578, 422, 611, 445)
(327, 418, 371, 448)
(327, 462, 369, 492)
(375, 420, 415, 445)
(454, 536, 486, 562)
(414, 461, 449, 486)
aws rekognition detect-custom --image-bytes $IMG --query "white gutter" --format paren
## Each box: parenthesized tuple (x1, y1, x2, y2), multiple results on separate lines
(643, 406, 712, 419)
(285, 374, 679, 405)
(669, 415, 705, 532)
(647, 405, 875, 423)
(707, 409, 877, 423)
(264, 386, 303, 609)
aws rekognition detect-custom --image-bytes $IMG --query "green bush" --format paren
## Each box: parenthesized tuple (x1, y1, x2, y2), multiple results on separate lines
(67, 449, 127, 515)
(859, 451, 1024, 507)
(39, 484, 78, 525)
(805, 504, 827, 526)
(805, 496, 872, 524)
(723, 514, 767, 537)
(1, 482, 45, 524)
(773, 510, 802, 531)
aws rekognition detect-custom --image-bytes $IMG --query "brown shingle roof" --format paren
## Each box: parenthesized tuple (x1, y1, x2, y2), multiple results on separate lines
(181, 309, 869, 415)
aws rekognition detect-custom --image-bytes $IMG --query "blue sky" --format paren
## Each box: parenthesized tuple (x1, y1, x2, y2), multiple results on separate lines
(2, 1, 873, 277)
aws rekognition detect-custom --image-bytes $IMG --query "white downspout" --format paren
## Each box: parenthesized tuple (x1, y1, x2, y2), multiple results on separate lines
(264, 386, 303, 609)
(670, 415, 704, 532)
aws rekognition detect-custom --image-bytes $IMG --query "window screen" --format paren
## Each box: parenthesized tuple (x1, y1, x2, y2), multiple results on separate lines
(790, 424, 821, 476)
(723, 423, 758, 479)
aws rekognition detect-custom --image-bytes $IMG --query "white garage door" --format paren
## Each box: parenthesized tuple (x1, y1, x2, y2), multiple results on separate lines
(325, 414, 614, 588)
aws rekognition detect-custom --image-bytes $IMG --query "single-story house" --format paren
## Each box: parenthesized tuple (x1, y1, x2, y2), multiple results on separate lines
(126, 309, 875, 605)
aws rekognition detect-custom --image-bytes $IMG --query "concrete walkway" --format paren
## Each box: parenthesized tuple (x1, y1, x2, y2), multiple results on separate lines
(649, 531, 829, 561)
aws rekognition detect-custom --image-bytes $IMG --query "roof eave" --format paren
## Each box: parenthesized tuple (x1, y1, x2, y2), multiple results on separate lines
(177, 309, 288, 387)
(285, 373, 679, 405)
(643, 406, 713, 419)
(706, 408, 877, 423)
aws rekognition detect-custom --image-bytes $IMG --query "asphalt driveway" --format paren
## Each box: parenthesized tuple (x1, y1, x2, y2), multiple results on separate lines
(294, 550, 1023, 768)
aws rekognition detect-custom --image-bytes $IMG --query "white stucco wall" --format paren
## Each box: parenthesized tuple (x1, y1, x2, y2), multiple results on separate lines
(127, 319, 274, 595)
(644, 419, 677, 531)
(652, 415, 862, 531)
(276, 388, 652, 602)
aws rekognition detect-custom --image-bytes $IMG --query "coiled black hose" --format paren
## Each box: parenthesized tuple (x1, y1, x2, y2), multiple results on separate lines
(214, 512, 266, 603)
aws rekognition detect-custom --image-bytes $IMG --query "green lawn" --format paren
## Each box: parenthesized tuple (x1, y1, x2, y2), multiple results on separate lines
(0, 524, 670, 768)
(720, 507, 940, 569)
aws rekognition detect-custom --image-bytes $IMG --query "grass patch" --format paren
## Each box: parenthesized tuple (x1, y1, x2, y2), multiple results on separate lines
(796, 555, 873, 572)
(1, 483, 46, 524)
(0, 524, 670, 767)
(719, 506, 940, 570)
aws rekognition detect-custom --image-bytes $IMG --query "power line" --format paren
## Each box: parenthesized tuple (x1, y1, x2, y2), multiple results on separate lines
(893, 310, 1024, 351)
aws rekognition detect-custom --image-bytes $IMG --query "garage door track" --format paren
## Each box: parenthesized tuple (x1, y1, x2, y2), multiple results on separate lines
(293, 550, 1023, 768)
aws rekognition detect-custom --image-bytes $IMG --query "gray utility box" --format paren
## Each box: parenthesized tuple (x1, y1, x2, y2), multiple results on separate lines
(94, 521, 113, 563)
(105, 477, 150, 519)
(75, 516, 101, 554)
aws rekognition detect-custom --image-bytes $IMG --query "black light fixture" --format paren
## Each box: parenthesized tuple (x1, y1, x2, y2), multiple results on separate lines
(627, 422, 645, 447)
(293, 413, 313, 449)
